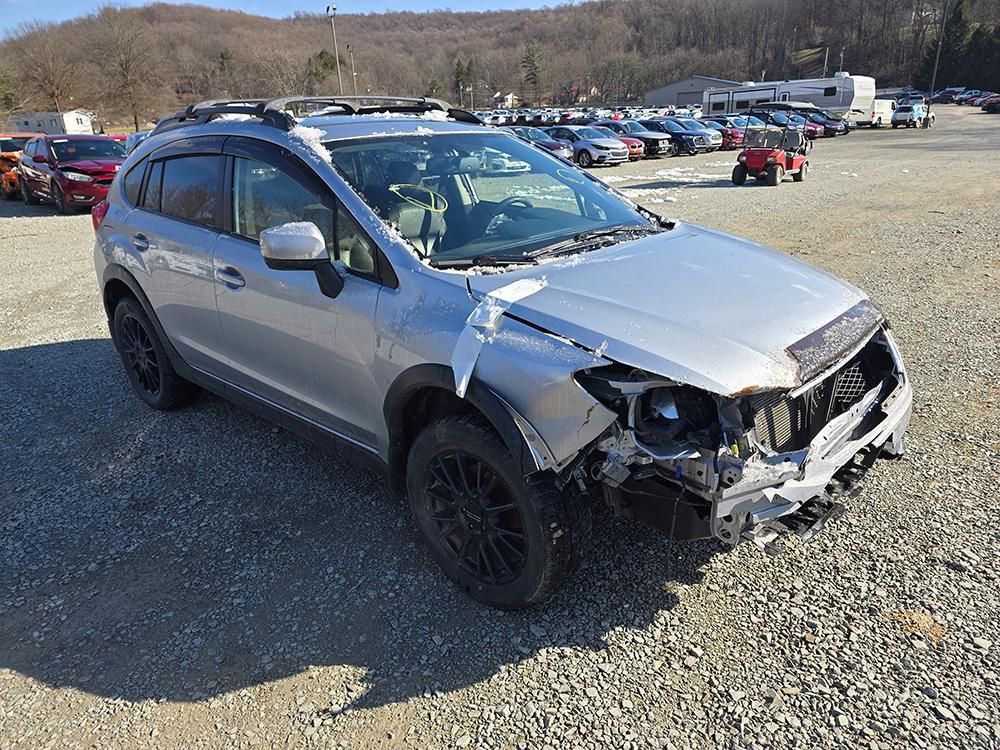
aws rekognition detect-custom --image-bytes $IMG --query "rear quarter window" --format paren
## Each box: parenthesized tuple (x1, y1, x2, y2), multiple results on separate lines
(122, 159, 146, 206)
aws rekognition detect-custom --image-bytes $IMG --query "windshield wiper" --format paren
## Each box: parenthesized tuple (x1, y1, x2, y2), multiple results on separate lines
(528, 224, 664, 260)
(430, 253, 538, 269)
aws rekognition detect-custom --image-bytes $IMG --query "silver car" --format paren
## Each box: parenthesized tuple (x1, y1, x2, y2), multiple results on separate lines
(95, 96, 912, 609)
(543, 125, 629, 167)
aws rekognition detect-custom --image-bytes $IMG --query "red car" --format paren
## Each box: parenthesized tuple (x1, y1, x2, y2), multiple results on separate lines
(18, 134, 126, 213)
(593, 126, 645, 160)
(697, 119, 747, 149)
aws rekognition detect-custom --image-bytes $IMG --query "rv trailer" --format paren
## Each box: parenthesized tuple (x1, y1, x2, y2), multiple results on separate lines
(703, 72, 876, 118)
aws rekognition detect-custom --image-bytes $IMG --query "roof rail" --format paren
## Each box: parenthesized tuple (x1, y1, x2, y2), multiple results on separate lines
(150, 95, 483, 137)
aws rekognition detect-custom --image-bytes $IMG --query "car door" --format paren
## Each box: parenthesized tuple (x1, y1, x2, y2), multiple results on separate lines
(211, 137, 382, 446)
(20, 140, 47, 196)
(124, 138, 229, 373)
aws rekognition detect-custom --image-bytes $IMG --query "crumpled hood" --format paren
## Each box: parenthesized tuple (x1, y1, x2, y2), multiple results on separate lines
(57, 158, 122, 173)
(467, 223, 873, 396)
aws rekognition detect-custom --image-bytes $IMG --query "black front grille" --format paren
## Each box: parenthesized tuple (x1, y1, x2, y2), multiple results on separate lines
(752, 343, 882, 453)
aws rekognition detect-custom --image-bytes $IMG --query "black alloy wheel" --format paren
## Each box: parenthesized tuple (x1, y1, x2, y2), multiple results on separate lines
(118, 311, 162, 398)
(421, 450, 526, 585)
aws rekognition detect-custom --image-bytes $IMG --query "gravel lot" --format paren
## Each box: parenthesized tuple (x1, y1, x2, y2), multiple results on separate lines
(1, 106, 997, 750)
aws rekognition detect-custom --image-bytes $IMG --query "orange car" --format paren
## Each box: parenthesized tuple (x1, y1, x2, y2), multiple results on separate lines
(1, 133, 39, 200)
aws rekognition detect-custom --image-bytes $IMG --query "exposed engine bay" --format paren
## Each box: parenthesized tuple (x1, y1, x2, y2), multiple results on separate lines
(572, 327, 912, 553)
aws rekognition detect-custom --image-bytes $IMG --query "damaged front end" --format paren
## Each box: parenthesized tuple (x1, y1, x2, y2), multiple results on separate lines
(573, 323, 913, 553)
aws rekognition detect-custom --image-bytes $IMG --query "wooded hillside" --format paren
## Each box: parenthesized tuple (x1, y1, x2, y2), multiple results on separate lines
(2, 0, 999, 128)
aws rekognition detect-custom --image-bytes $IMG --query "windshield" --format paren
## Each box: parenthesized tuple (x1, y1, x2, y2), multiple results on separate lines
(574, 127, 607, 140)
(594, 127, 622, 139)
(324, 132, 649, 267)
(698, 120, 725, 131)
(658, 120, 688, 133)
(0, 137, 30, 152)
(618, 120, 650, 134)
(766, 112, 791, 125)
(49, 138, 125, 161)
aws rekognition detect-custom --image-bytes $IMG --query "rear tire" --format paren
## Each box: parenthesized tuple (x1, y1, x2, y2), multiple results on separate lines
(20, 176, 40, 205)
(407, 413, 590, 609)
(112, 298, 199, 410)
(731, 164, 747, 185)
(766, 165, 783, 186)
(793, 161, 808, 182)
(577, 150, 593, 168)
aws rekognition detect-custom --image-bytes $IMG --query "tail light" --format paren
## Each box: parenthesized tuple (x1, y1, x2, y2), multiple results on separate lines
(91, 200, 110, 233)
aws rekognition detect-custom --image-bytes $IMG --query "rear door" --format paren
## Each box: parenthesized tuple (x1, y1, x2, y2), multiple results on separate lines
(20, 140, 50, 197)
(211, 137, 382, 445)
(124, 137, 228, 373)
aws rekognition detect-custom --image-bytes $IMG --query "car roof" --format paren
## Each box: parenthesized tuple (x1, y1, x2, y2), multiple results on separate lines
(292, 114, 488, 140)
(42, 134, 113, 141)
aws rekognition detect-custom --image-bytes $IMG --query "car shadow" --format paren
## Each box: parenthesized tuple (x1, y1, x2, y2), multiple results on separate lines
(0, 197, 69, 219)
(0, 338, 719, 709)
(625, 177, 747, 191)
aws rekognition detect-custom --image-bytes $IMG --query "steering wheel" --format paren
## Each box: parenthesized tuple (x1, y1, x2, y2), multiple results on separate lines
(497, 196, 533, 211)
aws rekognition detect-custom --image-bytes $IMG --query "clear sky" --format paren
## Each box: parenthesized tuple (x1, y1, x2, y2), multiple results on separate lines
(1, 0, 558, 32)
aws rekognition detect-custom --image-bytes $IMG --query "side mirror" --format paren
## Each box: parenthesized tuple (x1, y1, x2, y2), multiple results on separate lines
(34, 154, 48, 164)
(259, 221, 343, 298)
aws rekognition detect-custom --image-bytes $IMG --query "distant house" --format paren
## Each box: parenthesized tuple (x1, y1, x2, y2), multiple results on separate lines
(492, 92, 520, 108)
(644, 76, 741, 107)
(6, 110, 96, 135)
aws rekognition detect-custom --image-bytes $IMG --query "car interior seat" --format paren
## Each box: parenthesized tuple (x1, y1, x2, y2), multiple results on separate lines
(381, 160, 446, 257)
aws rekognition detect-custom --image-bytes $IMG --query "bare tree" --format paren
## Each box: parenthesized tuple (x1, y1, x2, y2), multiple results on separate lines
(10, 21, 77, 112)
(92, 5, 163, 131)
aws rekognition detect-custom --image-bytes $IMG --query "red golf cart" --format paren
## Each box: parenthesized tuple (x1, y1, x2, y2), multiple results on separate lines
(732, 128, 809, 186)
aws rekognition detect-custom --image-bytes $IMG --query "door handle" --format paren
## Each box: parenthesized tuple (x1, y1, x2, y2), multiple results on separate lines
(132, 233, 149, 251)
(214, 267, 245, 288)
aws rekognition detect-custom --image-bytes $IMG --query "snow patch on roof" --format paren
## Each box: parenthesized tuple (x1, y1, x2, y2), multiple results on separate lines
(288, 125, 332, 165)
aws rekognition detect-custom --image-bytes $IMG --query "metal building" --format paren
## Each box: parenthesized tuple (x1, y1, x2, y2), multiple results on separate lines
(644, 76, 740, 107)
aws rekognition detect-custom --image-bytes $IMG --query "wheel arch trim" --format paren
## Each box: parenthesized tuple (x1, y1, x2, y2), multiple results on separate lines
(383, 363, 542, 499)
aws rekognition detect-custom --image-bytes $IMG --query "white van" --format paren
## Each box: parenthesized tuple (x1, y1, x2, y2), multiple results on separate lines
(867, 99, 897, 128)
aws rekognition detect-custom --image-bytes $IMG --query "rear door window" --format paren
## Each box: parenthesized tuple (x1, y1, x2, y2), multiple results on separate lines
(160, 155, 221, 227)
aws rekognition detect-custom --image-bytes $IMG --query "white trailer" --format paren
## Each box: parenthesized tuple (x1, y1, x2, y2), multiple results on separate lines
(703, 73, 876, 118)
(4, 109, 96, 135)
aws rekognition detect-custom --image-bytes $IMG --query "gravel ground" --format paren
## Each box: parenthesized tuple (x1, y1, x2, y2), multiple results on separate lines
(1, 106, 997, 750)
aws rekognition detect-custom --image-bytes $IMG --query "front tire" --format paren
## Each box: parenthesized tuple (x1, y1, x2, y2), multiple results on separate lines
(766, 165, 783, 186)
(731, 164, 747, 185)
(53, 183, 72, 214)
(112, 298, 199, 410)
(407, 413, 590, 609)
(577, 150, 593, 168)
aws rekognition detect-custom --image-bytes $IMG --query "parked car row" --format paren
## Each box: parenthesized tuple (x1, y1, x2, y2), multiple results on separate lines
(0, 132, 127, 212)
(493, 102, 868, 170)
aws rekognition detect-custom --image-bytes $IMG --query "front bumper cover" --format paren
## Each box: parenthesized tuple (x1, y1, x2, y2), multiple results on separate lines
(715, 372, 912, 549)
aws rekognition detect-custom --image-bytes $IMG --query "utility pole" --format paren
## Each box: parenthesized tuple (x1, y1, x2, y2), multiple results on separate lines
(326, 4, 344, 95)
(822, 47, 829, 78)
(925, 0, 951, 127)
(347, 44, 358, 95)
(838, 46, 845, 72)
